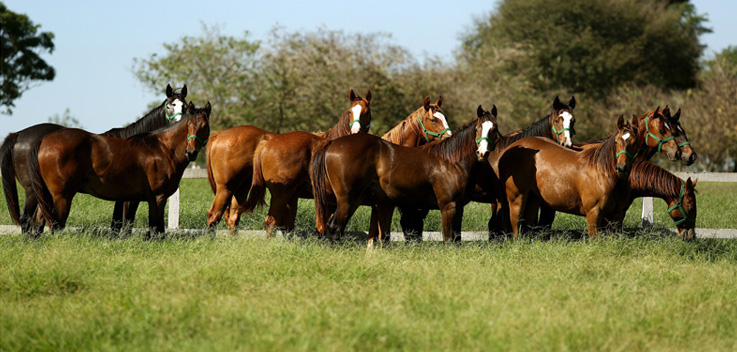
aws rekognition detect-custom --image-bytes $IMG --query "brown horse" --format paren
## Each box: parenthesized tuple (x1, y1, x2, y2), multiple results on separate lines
(536, 106, 688, 231)
(663, 107, 697, 165)
(28, 102, 211, 236)
(208, 89, 373, 233)
(1, 84, 187, 235)
(498, 115, 639, 238)
(604, 159, 697, 239)
(311, 105, 499, 245)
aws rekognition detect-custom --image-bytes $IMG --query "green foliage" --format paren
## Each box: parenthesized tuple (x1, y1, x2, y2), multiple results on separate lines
(47, 108, 82, 128)
(0, 2, 55, 114)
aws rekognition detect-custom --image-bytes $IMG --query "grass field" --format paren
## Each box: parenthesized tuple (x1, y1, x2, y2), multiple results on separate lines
(1, 179, 736, 350)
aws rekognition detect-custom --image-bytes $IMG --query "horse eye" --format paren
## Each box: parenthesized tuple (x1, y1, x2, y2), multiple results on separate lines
(659, 129, 666, 134)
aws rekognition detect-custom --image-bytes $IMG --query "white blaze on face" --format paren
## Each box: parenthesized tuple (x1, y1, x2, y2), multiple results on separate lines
(559, 111, 573, 147)
(622, 132, 631, 141)
(170, 99, 184, 122)
(433, 111, 452, 136)
(350, 105, 363, 134)
(477, 121, 495, 156)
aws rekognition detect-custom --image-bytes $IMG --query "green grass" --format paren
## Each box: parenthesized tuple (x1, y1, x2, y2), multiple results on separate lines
(1, 179, 735, 232)
(2, 234, 737, 351)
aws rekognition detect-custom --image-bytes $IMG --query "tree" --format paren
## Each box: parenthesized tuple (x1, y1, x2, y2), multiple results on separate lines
(47, 108, 82, 128)
(460, 0, 708, 97)
(0, 3, 55, 114)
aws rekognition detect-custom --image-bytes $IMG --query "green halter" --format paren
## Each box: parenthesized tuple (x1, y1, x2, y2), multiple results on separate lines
(678, 141, 691, 147)
(350, 119, 370, 132)
(552, 123, 572, 143)
(187, 134, 207, 150)
(616, 150, 638, 160)
(417, 115, 451, 142)
(667, 182, 695, 226)
(645, 115, 675, 153)
(165, 101, 183, 123)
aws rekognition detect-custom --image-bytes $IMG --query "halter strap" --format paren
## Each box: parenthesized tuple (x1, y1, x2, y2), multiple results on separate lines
(616, 150, 638, 160)
(476, 136, 497, 150)
(551, 123, 572, 143)
(678, 141, 691, 147)
(666, 182, 695, 226)
(165, 101, 183, 123)
(645, 115, 675, 153)
(187, 134, 207, 150)
(349, 119, 370, 132)
(417, 115, 451, 142)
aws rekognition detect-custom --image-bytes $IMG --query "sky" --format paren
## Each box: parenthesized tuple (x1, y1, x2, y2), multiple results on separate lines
(2, 0, 736, 137)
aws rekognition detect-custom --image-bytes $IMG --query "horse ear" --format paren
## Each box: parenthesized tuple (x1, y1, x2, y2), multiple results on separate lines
(349, 89, 357, 102)
(166, 84, 173, 98)
(568, 96, 576, 110)
(436, 95, 443, 108)
(631, 114, 638, 127)
(423, 96, 431, 111)
(477, 105, 484, 118)
(689, 177, 698, 188)
(204, 101, 212, 117)
(672, 108, 681, 121)
(365, 90, 372, 104)
(617, 114, 625, 130)
(553, 96, 563, 111)
(662, 105, 671, 118)
(188, 101, 195, 113)
(654, 105, 661, 117)
(180, 84, 187, 99)
(491, 105, 498, 118)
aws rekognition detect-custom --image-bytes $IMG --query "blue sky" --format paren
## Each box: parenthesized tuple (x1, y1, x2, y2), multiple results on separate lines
(1, 0, 735, 137)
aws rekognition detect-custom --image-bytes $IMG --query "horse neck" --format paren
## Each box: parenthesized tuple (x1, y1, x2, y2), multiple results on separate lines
(315, 109, 352, 139)
(580, 132, 619, 178)
(422, 122, 478, 169)
(102, 101, 167, 138)
(628, 160, 682, 203)
(154, 121, 191, 165)
(496, 115, 553, 151)
(381, 110, 424, 147)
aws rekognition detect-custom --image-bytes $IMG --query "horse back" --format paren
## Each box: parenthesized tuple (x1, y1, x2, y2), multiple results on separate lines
(206, 125, 276, 188)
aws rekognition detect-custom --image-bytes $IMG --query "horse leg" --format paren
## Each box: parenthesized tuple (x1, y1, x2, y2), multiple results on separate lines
(585, 208, 602, 239)
(225, 178, 251, 234)
(328, 195, 360, 243)
(121, 201, 140, 235)
(111, 201, 124, 231)
(281, 193, 300, 234)
(506, 192, 527, 240)
(451, 205, 464, 243)
(20, 190, 40, 234)
(372, 203, 394, 249)
(523, 197, 541, 236)
(400, 208, 427, 243)
(263, 186, 293, 237)
(439, 201, 458, 244)
(49, 193, 74, 232)
(207, 188, 233, 231)
(146, 197, 167, 239)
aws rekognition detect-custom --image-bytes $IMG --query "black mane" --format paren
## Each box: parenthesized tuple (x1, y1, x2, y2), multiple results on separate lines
(100, 100, 170, 138)
(494, 115, 552, 151)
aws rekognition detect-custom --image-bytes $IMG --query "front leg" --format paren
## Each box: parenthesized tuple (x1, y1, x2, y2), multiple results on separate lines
(439, 201, 457, 244)
(147, 196, 168, 238)
(451, 205, 464, 243)
(585, 207, 602, 239)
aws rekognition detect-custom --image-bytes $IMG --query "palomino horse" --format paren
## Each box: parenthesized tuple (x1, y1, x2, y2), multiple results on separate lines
(537, 106, 686, 230)
(205, 89, 373, 232)
(498, 115, 639, 238)
(28, 102, 210, 237)
(604, 159, 697, 240)
(1, 84, 187, 235)
(311, 105, 499, 245)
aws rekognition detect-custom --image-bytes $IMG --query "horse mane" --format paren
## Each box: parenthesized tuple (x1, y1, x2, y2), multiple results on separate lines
(381, 107, 424, 144)
(101, 101, 168, 138)
(420, 118, 476, 162)
(315, 105, 355, 139)
(495, 115, 551, 150)
(125, 112, 188, 148)
(627, 160, 682, 198)
(579, 129, 619, 175)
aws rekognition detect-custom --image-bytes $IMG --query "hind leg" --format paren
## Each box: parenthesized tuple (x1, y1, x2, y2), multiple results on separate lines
(121, 201, 140, 234)
(20, 190, 41, 234)
(506, 191, 528, 240)
(207, 188, 233, 231)
(262, 186, 294, 237)
(49, 193, 74, 232)
(400, 208, 427, 243)
(370, 203, 394, 249)
(327, 194, 361, 243)
(111, 201, 124, 231)
(225, 179, 251, 234)
(538, 204, 556, 232)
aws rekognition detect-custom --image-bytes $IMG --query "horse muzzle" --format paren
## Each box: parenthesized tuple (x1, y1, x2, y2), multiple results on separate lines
(186, 150, 199, 161)
(683, 151, 697, 166)
(677, 227, 696, 241)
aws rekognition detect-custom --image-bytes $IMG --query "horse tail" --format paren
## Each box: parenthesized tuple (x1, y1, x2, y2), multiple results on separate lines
(0, 133, 21, 225)
(28, 139, 55, 227)
(205, 131, 218, 195)
(243, 140, 268, 212)
(310, 139, 333, 234)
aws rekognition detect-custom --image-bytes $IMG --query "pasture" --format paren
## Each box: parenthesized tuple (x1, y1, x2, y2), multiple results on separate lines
(1, 180, 737, 350)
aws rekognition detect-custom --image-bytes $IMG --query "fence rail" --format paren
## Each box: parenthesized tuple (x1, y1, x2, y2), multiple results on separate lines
(168, 169, 736, 230)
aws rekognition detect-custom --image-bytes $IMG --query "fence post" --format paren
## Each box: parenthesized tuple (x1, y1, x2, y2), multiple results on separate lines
(641, 197, 653, 227)
(168, 188, 180, 229)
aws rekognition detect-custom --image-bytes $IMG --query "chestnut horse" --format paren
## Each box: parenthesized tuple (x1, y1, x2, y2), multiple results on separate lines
(664, 107, 697, 165)
(1, 84, 187, 235)
(311, 105, 499, 245)
(537, 106, 687, 230)
(498, 115, 639, 238)
(606, 160, 697, 239)
(206, 89, 373, 233)
(28, 102, 210, 237)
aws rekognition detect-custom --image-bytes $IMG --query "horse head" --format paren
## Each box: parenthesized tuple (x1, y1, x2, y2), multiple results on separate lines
(348, 89, 372, 134)
(639, 106, 680, 161)
(165, 84, 188, 123)
(551, 96, 576, 148)
(670, 177, 697, 240)
(614, 114, 639, 175)
(184, 101, 211, 161)
(475, 104, 499, 161)
(416, 96, 452, 142)
(662, 107, 697, 166)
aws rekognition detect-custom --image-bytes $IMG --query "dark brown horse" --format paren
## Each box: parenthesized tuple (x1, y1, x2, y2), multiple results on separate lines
(1, 84, 187, 235)
(663, 107, 697, 165)
(311, 105, 499, 245)
(28, 102, 210, 236)
(498, 115, 639, 238)
(206, 89, 373, 233)
(537, 106, 689, 231)
(604, 160, 697, 239)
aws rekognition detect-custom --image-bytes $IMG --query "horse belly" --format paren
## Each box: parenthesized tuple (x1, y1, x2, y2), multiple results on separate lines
(534, 159, 585, 215)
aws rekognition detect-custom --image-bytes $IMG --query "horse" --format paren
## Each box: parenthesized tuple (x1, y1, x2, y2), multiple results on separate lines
(605, 159, 697, 240)
(536, 105, 687, 231)
(1, 84, 187, 235)
(497, 115, 639, 238)
(396, 96, 578, 241)
(311, 105, 499, 245)
(28, 101, 210, 237)
(663, 107, 697, 165)
(205, 89, 372, 233)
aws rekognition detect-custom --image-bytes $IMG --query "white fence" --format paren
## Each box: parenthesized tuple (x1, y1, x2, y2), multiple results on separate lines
(168, 169, 736, 230)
